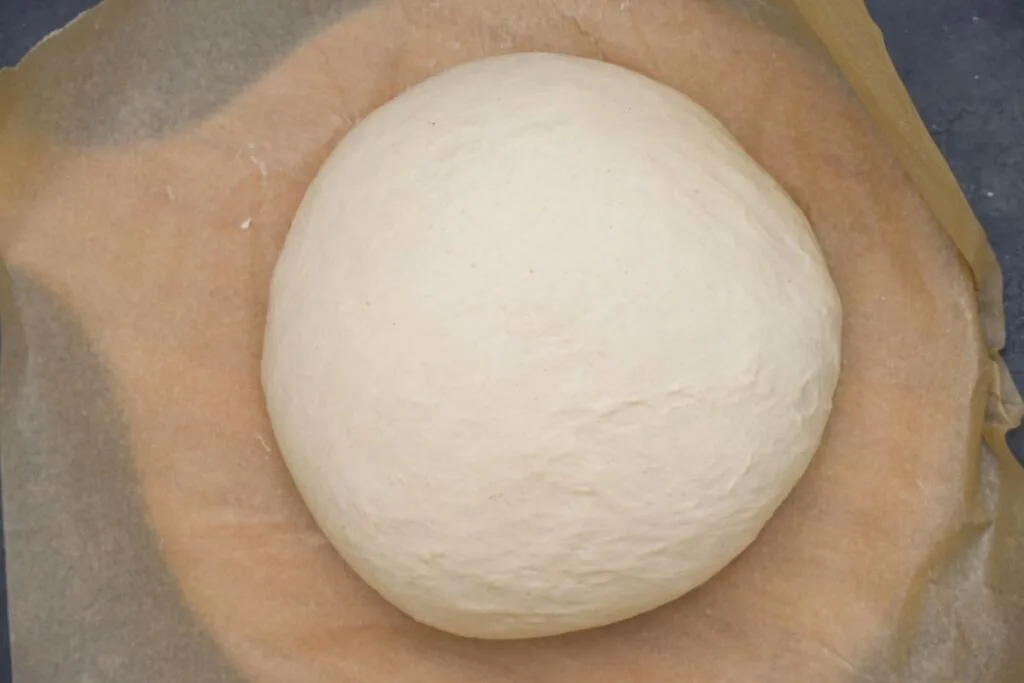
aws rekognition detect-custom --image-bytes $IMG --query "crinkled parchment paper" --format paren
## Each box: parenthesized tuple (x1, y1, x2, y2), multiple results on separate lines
(1, 0, 1022, 681)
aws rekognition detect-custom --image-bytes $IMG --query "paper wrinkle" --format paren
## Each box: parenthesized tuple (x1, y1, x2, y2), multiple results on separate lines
(1, 0, 1022, 682)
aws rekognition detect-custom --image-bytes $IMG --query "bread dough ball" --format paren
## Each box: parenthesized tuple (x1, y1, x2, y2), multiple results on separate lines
(262, 53, 842, 640)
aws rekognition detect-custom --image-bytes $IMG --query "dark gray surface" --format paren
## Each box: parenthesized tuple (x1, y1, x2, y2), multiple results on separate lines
(0, 2, 1022, 681)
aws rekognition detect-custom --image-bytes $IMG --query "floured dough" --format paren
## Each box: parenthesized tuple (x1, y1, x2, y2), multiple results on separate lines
(262, 53, 842, 639)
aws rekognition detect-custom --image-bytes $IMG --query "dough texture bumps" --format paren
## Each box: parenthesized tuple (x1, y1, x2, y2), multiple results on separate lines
(262, 53, 842, 639)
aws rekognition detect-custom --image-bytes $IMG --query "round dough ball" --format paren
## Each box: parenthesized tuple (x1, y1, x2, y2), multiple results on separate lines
(262, 52, 842, 640)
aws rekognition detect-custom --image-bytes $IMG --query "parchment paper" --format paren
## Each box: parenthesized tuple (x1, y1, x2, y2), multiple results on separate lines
(1, 1, 1023, 681)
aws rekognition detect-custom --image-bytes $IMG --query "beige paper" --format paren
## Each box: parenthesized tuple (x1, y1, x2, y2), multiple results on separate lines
(1, 0, 1022, 681)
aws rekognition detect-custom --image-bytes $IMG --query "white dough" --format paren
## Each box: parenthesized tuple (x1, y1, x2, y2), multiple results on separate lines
(262, 53, 842, 640)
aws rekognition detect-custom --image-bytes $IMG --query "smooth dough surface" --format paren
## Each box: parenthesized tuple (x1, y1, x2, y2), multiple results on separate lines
(262, 52, 842, 639)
